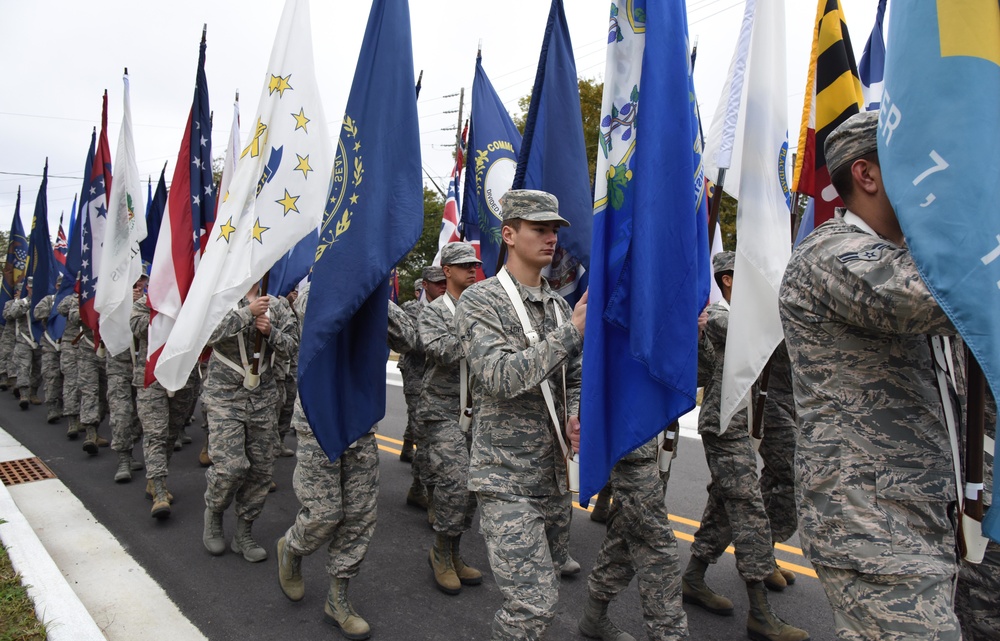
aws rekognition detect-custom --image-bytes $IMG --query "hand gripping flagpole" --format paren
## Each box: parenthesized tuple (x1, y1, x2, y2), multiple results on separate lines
(246, 271, 270, 390)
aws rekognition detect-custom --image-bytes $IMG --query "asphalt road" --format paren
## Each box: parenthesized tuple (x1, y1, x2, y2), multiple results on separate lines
(1, 379, 837, 641)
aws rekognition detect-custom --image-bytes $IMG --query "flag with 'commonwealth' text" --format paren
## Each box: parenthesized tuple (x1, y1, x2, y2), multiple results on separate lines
(154, 0, 333, 391)
(878, 0, 1000, 543)
(298, 0, 422, 463)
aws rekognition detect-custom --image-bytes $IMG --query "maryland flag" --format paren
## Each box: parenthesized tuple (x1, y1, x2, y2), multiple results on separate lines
(792, 0, 864, 227)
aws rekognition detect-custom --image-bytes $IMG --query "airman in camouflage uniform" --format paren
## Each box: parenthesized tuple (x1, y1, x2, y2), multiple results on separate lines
(758, 341, 798, 548)
(780, 111, 961, 640)
(106, 275, 146, 484)
(277, 292, 416, 640)
(398, 278, 424, 463)
(275, 289, 301, 458)
(77, 309, 109, 455)
(0, 284, 21, 390)
(57, 291, 82, 439)
(420, 242, 483, 595)
(8, 279, 41, 409)
(579, 438, 688, 641)
(33, 293, 63, 423)
(131, 292, 197, 518)
(685, 252, 807, 641)
(401, 266, 446, 512)
(201, 282, 296, 562)
(455, 190, 584, 640)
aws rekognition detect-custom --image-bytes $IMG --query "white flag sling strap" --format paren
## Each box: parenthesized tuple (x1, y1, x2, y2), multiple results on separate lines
(441, 295, 473, 431)
(496, 268, 577, 492)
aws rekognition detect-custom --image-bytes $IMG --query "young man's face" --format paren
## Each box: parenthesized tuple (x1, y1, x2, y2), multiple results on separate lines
(424, 280, 447, 301)
(443, 262, 478, 291)
(506, 220, 561, 269)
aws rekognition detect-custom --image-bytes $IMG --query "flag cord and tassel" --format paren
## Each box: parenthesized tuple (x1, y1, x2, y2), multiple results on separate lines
(750, 351, 775, 451)
(962, 351, 989, 563)
(246, 271, 271, 390)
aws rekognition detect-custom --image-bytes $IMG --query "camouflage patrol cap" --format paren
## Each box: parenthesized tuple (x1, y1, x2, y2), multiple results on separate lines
(413, 279, 423, 292)
(140, 261, 151, 279)
(500, 189, 570, 227)
(25, 276, 32, 287)
(825, 110, 879, 175)
(422, 265, 445, 283)
(440, 242, 481, 266)
(712, 251, 735, 274)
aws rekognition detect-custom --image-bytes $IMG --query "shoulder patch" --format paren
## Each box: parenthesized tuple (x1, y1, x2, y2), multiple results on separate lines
(837, 242, 892, 264)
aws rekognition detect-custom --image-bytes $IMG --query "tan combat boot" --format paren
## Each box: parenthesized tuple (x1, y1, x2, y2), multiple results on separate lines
(451, 534, 482, 586)
(578, 595, 636, 641)
(198, 441, 212, 467)
(398, 437, 414, 463)
(590, 486, 612, 524)
(231, 517, 267, 562)
(66, 415, 80, 440)
(428, 533, 461, 595)
(681, 555, 734, 616)
(203, 509, 225, 555)
(150, 478, 171, 520)
(29, 392, 42, 405)
(777, 566, 796, 585)
(746, 581, 810, 641)
(324, 577, 370, 640)
(82, 425, 99, 456)
(764, 565, 787, 592)
(276, 536, 304, 601)
(145, 480, 174, 503)
(406, 480, 428, 510)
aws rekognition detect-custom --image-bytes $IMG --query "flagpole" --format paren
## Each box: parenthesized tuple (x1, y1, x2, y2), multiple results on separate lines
(248, 271, 271, 385)
(962, 351, 987, 562)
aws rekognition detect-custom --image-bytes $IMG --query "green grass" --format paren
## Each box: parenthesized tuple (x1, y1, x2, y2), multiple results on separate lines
(0, 523, 47, 641)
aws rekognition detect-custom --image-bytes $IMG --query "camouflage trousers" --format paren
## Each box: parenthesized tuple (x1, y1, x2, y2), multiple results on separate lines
(589, 441, 688, 641)
(60, 341, 79, 417)
(758, 400, 798, 543)
(139, 383, 196, 479)
(40, 343, 63, 420)
(405, 392, 430, 487)
(690, 431, 774, 583)
(285, 422, 379, 579)
(957, 541, 1000, 641)
(477, 491, 572, 641)
(13, 340, 40, 396)
(814, 564, 960, 641)
(0, 324, 16, 378)
(106, 355, 140, 453)
(77, 342, 108, 427)
(204, 390, 277, 522)
(277, 368, 296, 438)
(427, 418, 477, 536)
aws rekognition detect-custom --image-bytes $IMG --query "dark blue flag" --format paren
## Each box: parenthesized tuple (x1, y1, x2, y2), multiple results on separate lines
(27, 160, 56, 343)
(140, 165, 167, 265)
(579, 0, 710, 503)
(0, 189, 28, 327)
(50, 131, 95, 340)
(461, 54, 521, 277)
(270, 230, 317, 298)
(298, 0, 423, 462)
(513, 0, 592, 305)
(859, 0, 887, 111)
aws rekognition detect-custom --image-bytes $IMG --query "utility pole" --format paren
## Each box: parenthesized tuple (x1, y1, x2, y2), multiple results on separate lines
(454, 87, 464, 154)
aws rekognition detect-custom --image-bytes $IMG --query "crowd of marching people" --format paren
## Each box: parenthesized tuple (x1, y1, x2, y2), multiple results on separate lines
(0, 117, 998, 641)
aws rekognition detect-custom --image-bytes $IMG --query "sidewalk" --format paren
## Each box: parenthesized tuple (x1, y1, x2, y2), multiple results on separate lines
(0, 426, 206, 641)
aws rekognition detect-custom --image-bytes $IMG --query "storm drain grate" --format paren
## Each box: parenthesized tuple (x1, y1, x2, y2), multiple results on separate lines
(0, 457, 57, 486)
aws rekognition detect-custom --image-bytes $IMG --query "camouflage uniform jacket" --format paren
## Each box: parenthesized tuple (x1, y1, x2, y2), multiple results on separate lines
(130, 296, 152, 388)
(698, 301, 749, 436)
(272, 296, 299, 383)
(417, 292, 464, 423)
(33, 295, 58, 351)
(398, 299, 426, 394)
(388, 299, 417, 356)
(779, 215, 958, 576)
(455, 274, 582, 497)
(5, 297, 32, 346)
(203, 297, 297, 404)
(56, 293, 83, 345)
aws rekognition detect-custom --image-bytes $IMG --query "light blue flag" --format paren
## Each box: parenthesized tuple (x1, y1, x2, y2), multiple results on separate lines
(513, 0, 592, 305)
(580, 0, 710, 503)
(878, 1, 1000, 541)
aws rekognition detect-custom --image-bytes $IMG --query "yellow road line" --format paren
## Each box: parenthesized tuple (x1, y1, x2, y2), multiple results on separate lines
(376, 445, 813, 576)
(375, 434, 405, 446)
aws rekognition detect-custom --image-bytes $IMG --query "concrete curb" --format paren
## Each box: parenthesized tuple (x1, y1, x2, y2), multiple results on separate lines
(0, 464, 106, 641)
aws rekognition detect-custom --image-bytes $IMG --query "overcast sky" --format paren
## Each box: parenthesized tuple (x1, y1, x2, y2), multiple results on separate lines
(0, 0, 879, 238)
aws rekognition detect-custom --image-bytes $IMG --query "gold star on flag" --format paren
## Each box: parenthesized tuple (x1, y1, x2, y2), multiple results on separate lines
(291, 108, 310, 132)
(294, 154, 313, 179)
(217, 217, 237, 243)
(353, 141, 361, 152)
(268, 74, 293, 97)
(349, 193, 359, 205)
(276, 189, 300, 215)
(252, 218, 269, 243)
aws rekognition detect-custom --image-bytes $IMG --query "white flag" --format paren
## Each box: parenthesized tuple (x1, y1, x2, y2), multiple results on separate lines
(154, 0, 333, 391)
(96, 72, 147, 356)
(702, 0, 755, 196)
(719, 0, 792, 432)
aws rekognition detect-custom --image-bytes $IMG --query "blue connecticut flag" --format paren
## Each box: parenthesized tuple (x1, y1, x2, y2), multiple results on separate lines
(461, 54, 521, 277)
(878, 1, 1000, 541)
(27, 161, 56, 343)
(580, 0, 710, 503)
(298, 0, 422, 462)
(0, 190, 28, 327)
(513, 0, 592, 305)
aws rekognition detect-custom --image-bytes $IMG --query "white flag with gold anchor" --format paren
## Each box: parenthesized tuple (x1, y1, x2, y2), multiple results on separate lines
(154, 0, 332, 391)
